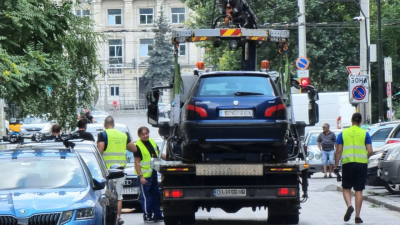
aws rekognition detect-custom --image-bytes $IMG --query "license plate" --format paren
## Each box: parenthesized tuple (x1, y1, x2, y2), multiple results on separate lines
(123, 187, 139, 194)
(214, 189, 246, 197)
(219, 110, 253, 117)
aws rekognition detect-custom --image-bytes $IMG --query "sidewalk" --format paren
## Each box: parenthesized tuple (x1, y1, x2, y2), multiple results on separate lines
(311, 172, 400, 212)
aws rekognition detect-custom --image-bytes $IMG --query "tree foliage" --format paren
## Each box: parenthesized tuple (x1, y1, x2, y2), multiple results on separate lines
(142, 4, 175, 91)
(0, 0, 104, 129)
(182, 0, 400, 122)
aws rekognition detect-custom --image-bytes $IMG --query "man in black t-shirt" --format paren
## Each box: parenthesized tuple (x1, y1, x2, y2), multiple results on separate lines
(75, 119, 95, 142)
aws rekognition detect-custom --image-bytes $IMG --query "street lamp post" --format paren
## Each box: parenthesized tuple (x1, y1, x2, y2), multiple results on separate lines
(377, 0, 384, 122)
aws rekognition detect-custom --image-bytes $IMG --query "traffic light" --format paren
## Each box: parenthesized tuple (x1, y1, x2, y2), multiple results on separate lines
(299, 78, 310, 93)
(300, 78, 310, 86)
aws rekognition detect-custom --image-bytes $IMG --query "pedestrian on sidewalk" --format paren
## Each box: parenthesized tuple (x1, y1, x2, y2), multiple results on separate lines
(334, 113, 373, 224)
(387, 108, 395, 122)
(113, 100, 118, 115)
(317, 123, 336, 178)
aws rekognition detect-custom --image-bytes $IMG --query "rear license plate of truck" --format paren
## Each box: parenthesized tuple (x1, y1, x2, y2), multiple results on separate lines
(214, 189, 246, 197)
(219, 110, 253, 117)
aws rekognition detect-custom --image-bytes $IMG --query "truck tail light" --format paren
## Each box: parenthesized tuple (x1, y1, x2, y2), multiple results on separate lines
(164, 189, 183, 198)
(387, 140, 400, 144)
(186, 105, 207, 118)
(277, 188, 296, 197)
(265, 104, 286, 117)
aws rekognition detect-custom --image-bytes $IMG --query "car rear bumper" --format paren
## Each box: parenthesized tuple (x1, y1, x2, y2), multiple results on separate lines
(379, 160, 400, 183)
(181, 120, 288, 143)
(367, 166, 384, 186)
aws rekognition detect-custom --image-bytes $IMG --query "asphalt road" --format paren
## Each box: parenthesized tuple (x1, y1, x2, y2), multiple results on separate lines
(113, 114, 400, 225)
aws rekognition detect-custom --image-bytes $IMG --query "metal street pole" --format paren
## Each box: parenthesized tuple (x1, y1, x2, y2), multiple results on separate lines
(357, 0, 371, 123)
(136, 41, 140, 112)
(0, 99, 5, 150)
(377, 0, 384, 122)
(298, 0, 306, 58)
(103, 42, 108, 112)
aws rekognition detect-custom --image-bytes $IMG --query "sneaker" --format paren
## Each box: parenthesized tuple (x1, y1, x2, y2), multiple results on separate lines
(344, 206, 354, 222)
(118, 218, 124, 225)
(355, 217, 363, 223)
(144, 217, 155, 223)
(153, 216, 164, 222)
(329, 174, 333, 178)
(324, 174, 327, 178)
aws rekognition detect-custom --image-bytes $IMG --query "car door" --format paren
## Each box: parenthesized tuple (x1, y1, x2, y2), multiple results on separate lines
(92, 147, 119, 203)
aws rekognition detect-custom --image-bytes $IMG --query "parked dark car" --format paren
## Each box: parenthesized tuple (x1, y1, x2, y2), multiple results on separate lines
(178, 72, 289, 161)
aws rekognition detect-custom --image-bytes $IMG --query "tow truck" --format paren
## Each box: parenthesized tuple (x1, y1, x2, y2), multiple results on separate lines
(145, 1, 320, 224)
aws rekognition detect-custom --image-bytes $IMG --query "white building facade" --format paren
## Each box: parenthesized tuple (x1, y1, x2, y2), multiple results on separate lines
(74, 0, 203, 110)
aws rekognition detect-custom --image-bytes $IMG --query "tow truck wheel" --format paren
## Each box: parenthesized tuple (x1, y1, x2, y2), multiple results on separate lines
(164, 216, 180, 225)
(268, 201, 300, 224)
(180, 214, 195, 224)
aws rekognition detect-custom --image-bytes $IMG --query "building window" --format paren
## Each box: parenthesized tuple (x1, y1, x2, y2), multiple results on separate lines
(179, 43, 186, 56)
(140, 8, 153, 24)
(110, 86, 120, 96)
(140, 39, 154, 56)
(76, 9, 90, 19)
(171, 8, 185, 24)
(109, 39, 123, 64)
(108, 9, 122, 25)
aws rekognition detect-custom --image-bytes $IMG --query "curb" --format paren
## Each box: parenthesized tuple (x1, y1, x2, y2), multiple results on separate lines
(335, 185, 400, 213)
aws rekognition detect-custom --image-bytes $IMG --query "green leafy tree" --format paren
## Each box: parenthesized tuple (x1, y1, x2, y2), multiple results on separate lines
(0, 0, 104, 129)
(142, 4, 175, 91)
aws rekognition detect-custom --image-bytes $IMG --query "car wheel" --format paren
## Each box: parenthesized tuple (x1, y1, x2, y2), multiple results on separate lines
(384, 181, 400, 194)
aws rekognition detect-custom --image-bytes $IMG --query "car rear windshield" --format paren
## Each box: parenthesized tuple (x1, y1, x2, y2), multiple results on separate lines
(196, 76, 275, 97)
(0, 157, 87, 190)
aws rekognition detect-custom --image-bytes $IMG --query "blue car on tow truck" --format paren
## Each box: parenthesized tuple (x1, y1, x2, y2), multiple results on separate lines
(0, 136, 124, 225)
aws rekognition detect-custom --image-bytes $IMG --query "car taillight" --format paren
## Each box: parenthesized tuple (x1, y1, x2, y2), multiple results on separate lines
(186, 105, 207, 118)
(387, 140, 400, 144)
(164, 189, 183, 198)
(304, 145, 307, 151)
(265, 104, 286, 117)
(277, 188, 296, 197)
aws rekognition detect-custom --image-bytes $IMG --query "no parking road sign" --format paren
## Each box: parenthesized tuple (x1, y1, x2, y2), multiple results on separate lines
(348, 75, 369, 103)
(296, 57, 309, 70)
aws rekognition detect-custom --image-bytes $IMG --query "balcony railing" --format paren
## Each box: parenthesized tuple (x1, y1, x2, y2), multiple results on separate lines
(100, 60, 136, 75)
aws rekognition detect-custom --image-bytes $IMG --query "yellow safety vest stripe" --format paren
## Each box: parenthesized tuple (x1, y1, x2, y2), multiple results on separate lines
(134, 138, 158, 178)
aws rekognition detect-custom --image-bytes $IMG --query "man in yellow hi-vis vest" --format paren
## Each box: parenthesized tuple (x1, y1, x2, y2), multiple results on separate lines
(334, 113, 373, 224)
(97, 116, 137, 225)
(134, 126, 166, 223)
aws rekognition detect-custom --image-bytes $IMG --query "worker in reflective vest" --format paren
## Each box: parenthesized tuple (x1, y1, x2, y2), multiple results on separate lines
(134, 126, 166, 223)
(97, 116, 137, 225)
(334, 113, 373, 224)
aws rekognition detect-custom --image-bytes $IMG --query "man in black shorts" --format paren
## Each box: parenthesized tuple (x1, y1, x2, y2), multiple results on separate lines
(75, 119, 95, 142)
(334, 113, 373, 223)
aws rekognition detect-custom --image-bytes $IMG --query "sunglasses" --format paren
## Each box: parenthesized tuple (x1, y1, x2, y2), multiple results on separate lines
(322, 127, 326, 128)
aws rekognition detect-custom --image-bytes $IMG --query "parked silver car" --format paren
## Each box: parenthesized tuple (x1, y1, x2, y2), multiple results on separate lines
(366, 123, 397, 148)
(19, 114, 56, 135)
(304, 129, 341, 176)
(378, 143, 400, 194)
